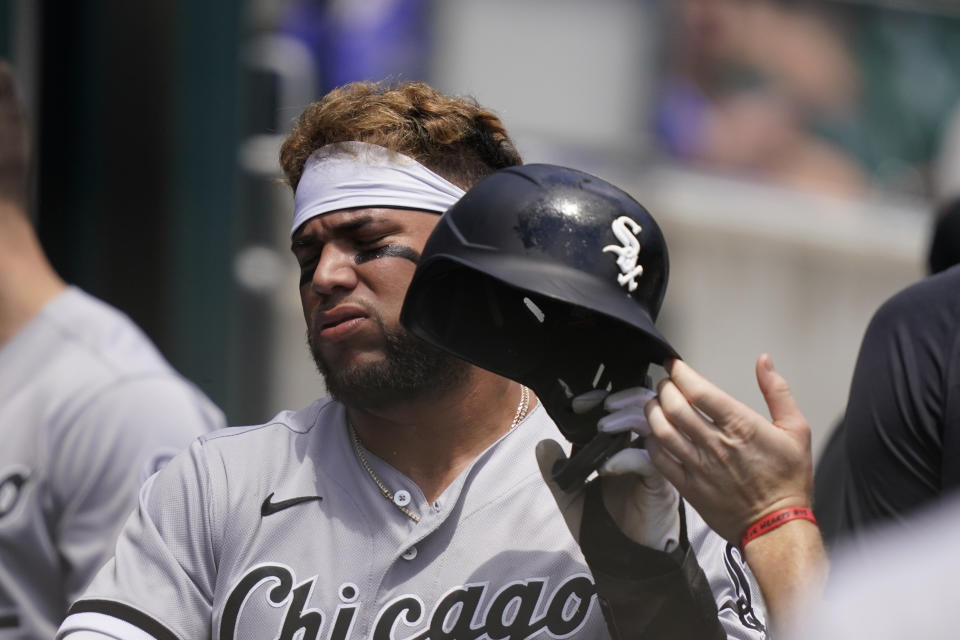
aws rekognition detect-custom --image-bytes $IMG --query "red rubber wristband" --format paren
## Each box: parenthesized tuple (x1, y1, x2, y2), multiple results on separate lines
(740, 507, 817, 550)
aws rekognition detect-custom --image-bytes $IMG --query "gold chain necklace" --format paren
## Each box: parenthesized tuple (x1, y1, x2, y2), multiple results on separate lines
(349, 385, 531, 523)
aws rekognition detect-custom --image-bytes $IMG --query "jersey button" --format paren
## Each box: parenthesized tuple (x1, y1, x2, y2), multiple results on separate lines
(394, 490, 412, 507)
(402, 547, 418, 561)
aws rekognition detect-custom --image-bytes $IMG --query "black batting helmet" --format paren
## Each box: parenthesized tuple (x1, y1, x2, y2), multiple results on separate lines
(400, 164, 678, 484)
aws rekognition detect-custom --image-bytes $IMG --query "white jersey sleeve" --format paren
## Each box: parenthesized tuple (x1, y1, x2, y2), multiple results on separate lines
(52, 377, 222, 607)
(59, 438, 217, 640)
(0, 287, 224, 638)
(0, 287, 224, 639)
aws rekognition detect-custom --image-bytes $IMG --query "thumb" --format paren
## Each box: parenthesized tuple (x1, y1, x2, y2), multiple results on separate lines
(535, 439, 583, 540)
(756, 354, 806, 431)
(600, 447, 672, 493)
(600, 447, 657, 478)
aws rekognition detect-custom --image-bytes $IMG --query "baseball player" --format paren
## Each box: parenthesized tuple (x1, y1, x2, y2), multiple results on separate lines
(58, 81, 767, 639)
(0, 62, 224, 638)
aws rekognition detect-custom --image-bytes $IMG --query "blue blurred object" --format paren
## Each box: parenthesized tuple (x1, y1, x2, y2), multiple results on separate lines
(280, 0, 430, 94)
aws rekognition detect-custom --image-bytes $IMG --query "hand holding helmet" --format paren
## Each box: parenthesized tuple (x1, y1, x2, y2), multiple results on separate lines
(645, 356, 813, 545)
(535, 386, 680, 551)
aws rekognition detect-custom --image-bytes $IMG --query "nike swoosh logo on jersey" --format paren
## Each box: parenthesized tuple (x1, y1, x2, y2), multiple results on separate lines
(260, 493, 323, 516)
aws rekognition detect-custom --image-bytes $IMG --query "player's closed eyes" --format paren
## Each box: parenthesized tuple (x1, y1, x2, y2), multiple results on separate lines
(353, 233, 390, 250)
(296, 238, 400, 285)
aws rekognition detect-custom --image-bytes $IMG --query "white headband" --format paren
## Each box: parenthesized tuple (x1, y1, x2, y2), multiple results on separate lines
(291, 141, 466, 236)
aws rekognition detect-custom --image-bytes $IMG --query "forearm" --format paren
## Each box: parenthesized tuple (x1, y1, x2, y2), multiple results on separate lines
(581, 486, 726, 640)
(742, 519, 828, 633)
(590, 544, 726, 640)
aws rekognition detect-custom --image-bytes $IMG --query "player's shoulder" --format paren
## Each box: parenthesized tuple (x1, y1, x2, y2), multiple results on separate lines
(3, 288, 223, 445)
(863, 266, 960, 355)
(876, 265, 960, 321)
(38, 287, 171, 375)
(198, 397, 341, 458)
(32, 286, 224, 420)
(13, 287, 179, 402)
(155, 398, 346, 521)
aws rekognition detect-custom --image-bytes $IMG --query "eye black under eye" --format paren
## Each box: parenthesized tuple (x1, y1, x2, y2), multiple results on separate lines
(355, 244, 421, 265)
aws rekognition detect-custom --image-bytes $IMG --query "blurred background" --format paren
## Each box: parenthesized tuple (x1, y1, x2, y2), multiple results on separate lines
(2, 0, 958, 458)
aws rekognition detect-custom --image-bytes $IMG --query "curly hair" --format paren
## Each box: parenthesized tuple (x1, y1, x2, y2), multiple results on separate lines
(279, 81, 522, 192)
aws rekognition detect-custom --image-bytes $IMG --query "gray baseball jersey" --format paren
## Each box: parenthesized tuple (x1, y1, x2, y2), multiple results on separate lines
(58, 397, 768, 640)
(0, 287, 224, 639)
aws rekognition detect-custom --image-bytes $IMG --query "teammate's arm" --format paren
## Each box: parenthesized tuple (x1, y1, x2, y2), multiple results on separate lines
(56, 438, 219, 640)
(645, 356, 828, 632)
(50, 377, 222, 607)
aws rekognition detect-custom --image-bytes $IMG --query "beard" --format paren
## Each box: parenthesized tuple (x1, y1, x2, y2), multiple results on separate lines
(309, 314, 470, 410)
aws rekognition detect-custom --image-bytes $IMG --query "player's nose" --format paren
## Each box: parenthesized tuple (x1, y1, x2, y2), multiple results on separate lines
(309, 243, 359, 295)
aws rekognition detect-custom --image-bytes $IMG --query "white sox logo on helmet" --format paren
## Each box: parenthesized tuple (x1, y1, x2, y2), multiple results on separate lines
(601, 216, 644, 292)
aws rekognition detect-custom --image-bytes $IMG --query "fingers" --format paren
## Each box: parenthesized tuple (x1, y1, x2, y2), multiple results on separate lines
(755, 354, 807, 432)
(598, 406, 650, 437)
(571, 386, 655, 438)
(654, 375, 720, 443)
(599, 446, 678, 495)
(665, 358, 749, 425)
(604, 387, 656, 412)
(571, 389, 608, 414)
(590, 386, 656, 437)
(644, 388, 701, 466)
(644, 436, 686, 488)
